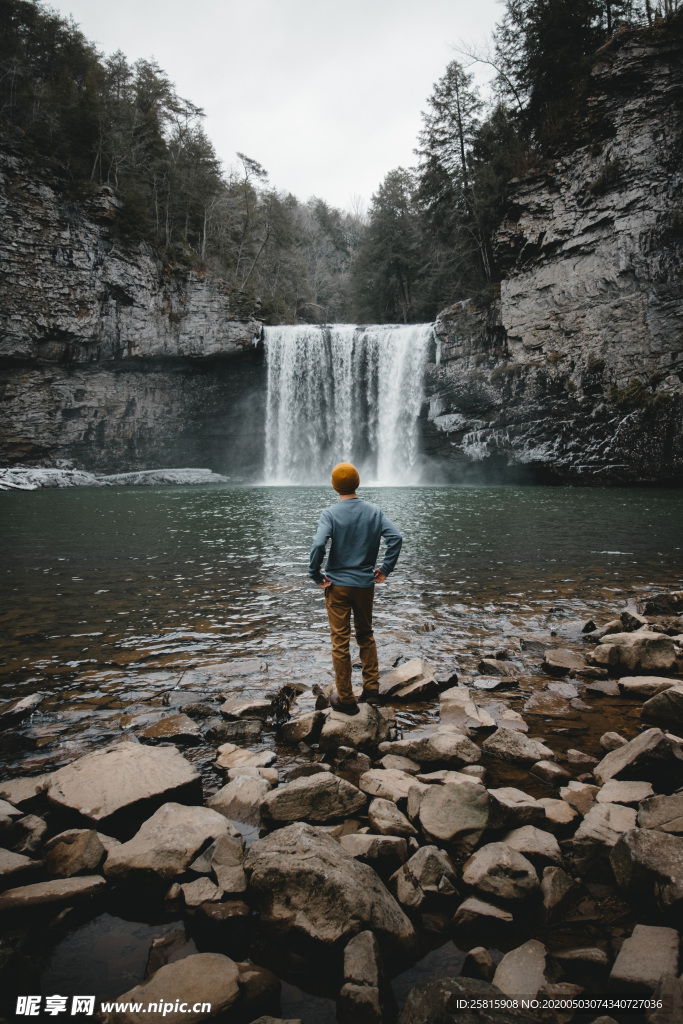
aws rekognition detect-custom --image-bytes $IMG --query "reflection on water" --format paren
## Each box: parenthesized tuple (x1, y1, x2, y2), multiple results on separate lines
(1, 485, 682, 775)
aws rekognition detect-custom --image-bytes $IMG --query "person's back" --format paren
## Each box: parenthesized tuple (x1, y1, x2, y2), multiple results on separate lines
(308, 462, 402, 714)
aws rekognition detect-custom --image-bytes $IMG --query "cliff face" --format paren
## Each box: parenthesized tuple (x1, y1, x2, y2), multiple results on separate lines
(0, 147, 264, 474)
(424, 23, 683, 484)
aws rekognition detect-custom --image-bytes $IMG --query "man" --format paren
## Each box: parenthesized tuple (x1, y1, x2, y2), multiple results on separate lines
(308, 462, 403, 714)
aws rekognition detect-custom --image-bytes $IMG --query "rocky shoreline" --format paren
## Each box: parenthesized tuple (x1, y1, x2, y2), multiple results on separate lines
(1, 593, 682, 1023)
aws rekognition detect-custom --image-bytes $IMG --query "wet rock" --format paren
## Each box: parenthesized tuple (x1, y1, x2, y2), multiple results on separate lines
(220, 698, 272, 720)
(12, 813, 48, 856)
(340, 834, 408, 874)
(524, 691, 579, 718)
(593, 632, 677, 675)
(538, 798, 578, 831)
(489, 788, 546, 829)
(398, 976, 539, 1024)
(600, 732, 628, 751)
(419, 782, 489, 849)
(140, 714, 201, 744)
(637, 791, 683, 833)
(585, 679, 620, 696)
(101, 953, 240, 1024)
(360, 769, 422, 803)
(378, 730, 480, 767)
(47, 742, 201, 836)
(319, 703, 391, 753)
(205, 718, 263, 744)
(461, 946, 496, 982)
(593, 728, 683, 789)
(542, 649, 586, 676)
(211, 835, 247, 895)
(453, 896, 514, 927)
(338, 930, 388, 1024)
(642, 685, 683, 731)
(541, 866, 576, 923)
(195, 898, 251, 939)
(560, 781, 599, 816)
(103, 803, 230, 883)
(618, 677, 678, 697)
(277, 711, 324, 746)
(45, 829, 106, 877)
(390, 845, 458, 910)
(439, 687, 496, 730)
(482, 728, 554, 765)
(0, 847, 42, 888)
(472, 676, 519, 690)
(610, 828, 683, 913)
(637, 592, 683, 617)
(0, 693, 43, 726)
(462, 843, 539, 902)
(0, 774, 51, 808)
(575, 803, 637, 846)
(368, 797, 416, 838)
(502, 826, 562, 867)
(608, 924, 679, 995)
(597, 780, 654, 806)
(215, 743, 276, 771)
(493, 940, 548, 999)
(478, 658, 516, 677)
(0, 874, 106, 912)
(208, 775, 272, 827)
(244, 822, 416, 954)
(531, 760, 571, 785)
(227, 765, 278, 784)
(335, 747, 372, 773)
(181, 876, 223, 907)
(378, 658, 439, 700)
(260, 773, 366, 824)
(567, 748, 599, 769)
(377, 754, 420, 774)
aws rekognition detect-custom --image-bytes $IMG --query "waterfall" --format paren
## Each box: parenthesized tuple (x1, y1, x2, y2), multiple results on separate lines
(263, 323, 433, 485)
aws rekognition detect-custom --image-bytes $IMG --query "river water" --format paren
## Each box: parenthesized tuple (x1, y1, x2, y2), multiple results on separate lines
(1, 483, 683, 1019)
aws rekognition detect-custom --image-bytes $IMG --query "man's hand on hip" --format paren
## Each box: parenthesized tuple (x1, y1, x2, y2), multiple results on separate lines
(318, 577, 332, 589)
(374, 569, 387, 584)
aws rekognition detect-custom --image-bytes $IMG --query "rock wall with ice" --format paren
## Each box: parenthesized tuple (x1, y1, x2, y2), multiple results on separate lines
(423, 25, 683, 485)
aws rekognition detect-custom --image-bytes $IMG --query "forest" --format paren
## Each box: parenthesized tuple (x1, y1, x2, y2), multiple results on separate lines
(0, 0, 680, 324)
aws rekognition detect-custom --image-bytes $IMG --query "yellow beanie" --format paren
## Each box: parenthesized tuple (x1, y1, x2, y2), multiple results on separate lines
(331, 462, 359, 494)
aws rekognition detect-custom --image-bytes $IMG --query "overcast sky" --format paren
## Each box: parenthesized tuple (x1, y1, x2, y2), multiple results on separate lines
(49, 0, 503, 212)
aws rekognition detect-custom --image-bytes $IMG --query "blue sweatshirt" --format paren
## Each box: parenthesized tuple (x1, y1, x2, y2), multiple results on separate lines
(308, 497, 403, 587)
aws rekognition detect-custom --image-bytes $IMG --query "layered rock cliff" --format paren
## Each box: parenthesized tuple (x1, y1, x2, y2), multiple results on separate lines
(0, 143, 264, 474)
(424, 22, 683, 484)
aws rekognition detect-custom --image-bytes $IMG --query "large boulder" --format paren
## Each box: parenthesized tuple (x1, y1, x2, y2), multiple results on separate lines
(462, 843, 539, 902)
(378, 659, 439, 700)
(610, 828, 683, 913)
(642, 685, 683, 731)
(103, 803, 230, 883)
(482, 729, 554, 765)
(260, 774, 366, 824)
(419, 782, 489, 850)
(244, 822, 416, 956)
(637, 791, 683, 833)
(608, 924, 680, 996)
(593, 728, 683, 790)
(593, 632, 678, 675)
(378, 729, 480, 767)
(319, 704, 391, 753)
(47, 742, 201, 836)
(101, 953, 240, 1024)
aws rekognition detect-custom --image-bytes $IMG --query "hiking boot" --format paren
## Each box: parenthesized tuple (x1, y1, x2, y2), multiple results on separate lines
(359, 689, 382, 706)
(329, 693, 359, 715)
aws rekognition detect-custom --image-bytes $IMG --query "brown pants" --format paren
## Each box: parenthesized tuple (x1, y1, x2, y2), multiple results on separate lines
(325, 584, 380, 704)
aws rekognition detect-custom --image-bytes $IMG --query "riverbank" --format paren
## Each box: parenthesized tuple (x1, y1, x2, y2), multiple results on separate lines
(0, 586, 682, 1023)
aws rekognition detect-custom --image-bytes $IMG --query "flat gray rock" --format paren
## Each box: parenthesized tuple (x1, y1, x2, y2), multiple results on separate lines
(360, 769, 421, 803)
(501, 825, 562, 866)
(260, 773, 366, 824)
(597, 780, 654, 806)
(575, 803, 637, 846)
(378, 729, 480, 767)
(101, 953, 240, 1024)
(483, 729, 554, 765)
(215, 743, 276, 770)
(618, 677, 678, 697)
(608, 924, 679, 995)
(0, 847, 42, 886)
(0, 874, 106, 911)
(419, 782, 489, 849)
(140, 714, 201, 743)
(489, 788, 546, 829)
(379, 658, 438, 698)
(339, 834, 408, 873)
(637, 791, 683, 833)
(244, 822, 416, 954)
(542, 649, 586, 676)
(0, 774, 52, 808)
(47, 742, 201, 834)
(104, 802, 230, 883)
(594, 728, 683, 788)
(493, 940, 548, 999)
(452, 896, 513, 927)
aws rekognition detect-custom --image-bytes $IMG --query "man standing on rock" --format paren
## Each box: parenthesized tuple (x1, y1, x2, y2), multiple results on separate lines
(308, 462, 403, 715)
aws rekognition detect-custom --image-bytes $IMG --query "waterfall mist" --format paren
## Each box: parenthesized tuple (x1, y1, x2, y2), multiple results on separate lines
(263, 323, 433, 485)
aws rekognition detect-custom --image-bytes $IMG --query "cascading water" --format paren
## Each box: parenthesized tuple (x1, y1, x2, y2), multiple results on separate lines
(263, 323, 434, 485)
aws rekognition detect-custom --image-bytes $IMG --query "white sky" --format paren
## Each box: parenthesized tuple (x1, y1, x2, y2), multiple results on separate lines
(48, 0, 503, 212)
